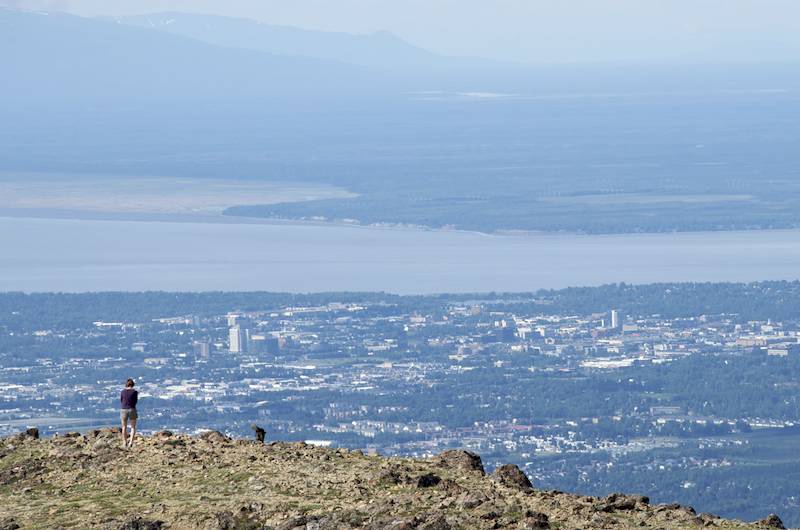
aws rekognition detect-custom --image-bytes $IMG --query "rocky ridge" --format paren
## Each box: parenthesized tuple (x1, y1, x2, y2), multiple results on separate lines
(0, 428, 790, 529)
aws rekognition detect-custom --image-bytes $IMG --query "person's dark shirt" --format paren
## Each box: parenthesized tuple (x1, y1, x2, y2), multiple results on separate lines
(120, 388, 138, 409)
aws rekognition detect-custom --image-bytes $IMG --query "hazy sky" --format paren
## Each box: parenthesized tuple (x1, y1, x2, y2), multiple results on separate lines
(5, 0, 800, 63)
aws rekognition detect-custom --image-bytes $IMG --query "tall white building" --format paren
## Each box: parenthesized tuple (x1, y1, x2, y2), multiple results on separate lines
(610, 309, 620, 329)
(229, 325, 245, 353)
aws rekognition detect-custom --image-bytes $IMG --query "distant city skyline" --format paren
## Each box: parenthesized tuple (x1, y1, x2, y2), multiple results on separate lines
(3, 0, 800, 63)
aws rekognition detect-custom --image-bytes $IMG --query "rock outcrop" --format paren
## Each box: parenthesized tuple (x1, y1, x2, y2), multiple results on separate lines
(251, 424, 267, 443)
(758, 514, 787, 529)
(0, 430, 789, 530)
(491, 463, 533, 491)
(0, 517, 21, 530)
(116, 517, 164, 530)
(432, 450, 485, 475)
(199, 430, 231, 444)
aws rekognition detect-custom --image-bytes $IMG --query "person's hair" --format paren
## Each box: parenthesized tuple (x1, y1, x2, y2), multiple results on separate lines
(125, 378, 135, 388)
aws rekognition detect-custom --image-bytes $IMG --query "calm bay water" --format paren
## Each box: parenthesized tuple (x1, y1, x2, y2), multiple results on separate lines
(2, 216, 800, 293)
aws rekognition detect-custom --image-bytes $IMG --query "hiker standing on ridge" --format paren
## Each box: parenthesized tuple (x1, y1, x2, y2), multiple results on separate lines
(120, 378, 139, 448)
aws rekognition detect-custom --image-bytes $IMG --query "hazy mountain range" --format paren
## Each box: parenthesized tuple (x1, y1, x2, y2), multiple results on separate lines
(106, 11, 497, 71)
(0, 8, 387, 103)
(3, 7, 800, 106)
(0, 8, 501, 104)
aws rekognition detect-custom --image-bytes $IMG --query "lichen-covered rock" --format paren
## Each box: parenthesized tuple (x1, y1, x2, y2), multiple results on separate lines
(416, 473, 442, 488)
(595, 493, 649, 512)
(491, 464, 533, 491)
(9, 428, 38, 443)
(199, 430, 231, 443)
(417, 514, 451, 530)
(373, 465, 409, 486)
(433, 450, 485, 475)
(250, 424, 266, 443)
(518, 511, 549, 529)
(457, 491, 489, 509)
(116, 517, 163, 530)
(372, 519, 416, 530)
(756, 514, 786, 529)
(275, 515, 307, 530)
(0, 517, 20, 530)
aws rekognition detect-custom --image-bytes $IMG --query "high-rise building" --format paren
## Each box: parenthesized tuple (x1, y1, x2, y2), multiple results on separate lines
(610, 310, 620, 329)
(229, 325, 245, 353)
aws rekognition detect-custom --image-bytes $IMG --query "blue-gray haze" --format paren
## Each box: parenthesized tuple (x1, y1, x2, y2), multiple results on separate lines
(4, 0, 800, 63)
